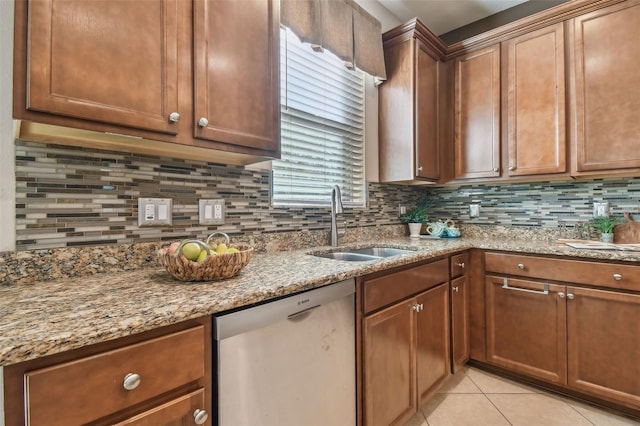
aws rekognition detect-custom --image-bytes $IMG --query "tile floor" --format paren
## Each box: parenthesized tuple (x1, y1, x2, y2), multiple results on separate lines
(406, 366, 640, 426)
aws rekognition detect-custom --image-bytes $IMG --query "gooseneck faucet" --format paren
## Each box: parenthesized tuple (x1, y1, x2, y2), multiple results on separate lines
(330, 185, 345, 246)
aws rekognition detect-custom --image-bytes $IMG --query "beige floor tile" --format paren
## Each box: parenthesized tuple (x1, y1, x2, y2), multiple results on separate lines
(404, 410, 428, 426)
(487, 393, 593, 426)
(437, 371, 482, 394)
(565, 400, 640, 426)
(466, 368, 540, 394)
(421, 393, 511, 426)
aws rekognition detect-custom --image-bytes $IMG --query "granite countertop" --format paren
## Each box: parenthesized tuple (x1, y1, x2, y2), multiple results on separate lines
(2, 236, 640, 366)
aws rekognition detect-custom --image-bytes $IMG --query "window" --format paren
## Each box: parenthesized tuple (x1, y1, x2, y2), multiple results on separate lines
(272, 27, 366, 207)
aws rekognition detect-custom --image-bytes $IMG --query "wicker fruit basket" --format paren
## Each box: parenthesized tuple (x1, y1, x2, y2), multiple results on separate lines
(157, 232, 253, 281)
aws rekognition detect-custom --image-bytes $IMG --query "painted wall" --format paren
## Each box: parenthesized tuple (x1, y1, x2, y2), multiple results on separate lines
(0, 0, 16, 253)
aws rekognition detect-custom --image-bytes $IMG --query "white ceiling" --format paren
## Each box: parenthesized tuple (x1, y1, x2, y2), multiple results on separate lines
(371, 0, 529, 35)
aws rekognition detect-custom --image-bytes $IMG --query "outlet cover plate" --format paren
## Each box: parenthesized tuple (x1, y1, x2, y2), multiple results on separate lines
(593, 202, 609, 218)
(199, 199, 225, 225)
(138, 198, 172, 226)
(469, 204, 480, 218)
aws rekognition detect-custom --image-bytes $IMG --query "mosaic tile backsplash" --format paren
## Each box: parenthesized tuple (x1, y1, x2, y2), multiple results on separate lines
(14, 141, 640, 251)
(14, 141, 418, 250)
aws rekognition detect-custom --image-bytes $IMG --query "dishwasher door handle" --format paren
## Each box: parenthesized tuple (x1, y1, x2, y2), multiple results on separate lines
(287, 304, 321, 322)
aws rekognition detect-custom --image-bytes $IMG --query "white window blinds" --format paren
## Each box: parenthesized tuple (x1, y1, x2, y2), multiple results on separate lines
(272, 27, 366, 207)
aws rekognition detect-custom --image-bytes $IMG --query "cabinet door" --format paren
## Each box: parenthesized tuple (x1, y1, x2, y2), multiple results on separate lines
(505, 23, 566, 176)
(454, 45, 501, 179)
(567, 287, 640, 409)
(572, 1, 640, 172)
(451, 276, 469, 373)
(415, 40, 440, 181)
(416, 283, 450, 404)
(114, 389, 207, 426)
(486, 276, 567, 384)
(193, 0, 279, 152)
(363, 300, 416, 426)
(24, 0, 180, 134)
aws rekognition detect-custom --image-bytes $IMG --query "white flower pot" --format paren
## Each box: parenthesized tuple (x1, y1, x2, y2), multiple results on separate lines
(408, 223, 422, 238)
(600, 232, 614, 243)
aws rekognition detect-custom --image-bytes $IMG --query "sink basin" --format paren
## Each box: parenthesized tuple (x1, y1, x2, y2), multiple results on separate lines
(313, 247, 415, 262)
(347, 247, 414, 257)
(315, 252, 382, 262)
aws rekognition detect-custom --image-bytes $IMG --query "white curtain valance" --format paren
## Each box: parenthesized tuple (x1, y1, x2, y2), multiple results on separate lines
(281, 0, 387, 79)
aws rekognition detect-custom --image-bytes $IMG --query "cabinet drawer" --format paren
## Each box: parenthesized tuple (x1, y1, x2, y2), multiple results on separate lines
(114, 388, 206, 426)
(25, 326, 205, 426)
(450, 252, 469, 278)
(485, 252, 640, 292)
(364, 259, 449, 314)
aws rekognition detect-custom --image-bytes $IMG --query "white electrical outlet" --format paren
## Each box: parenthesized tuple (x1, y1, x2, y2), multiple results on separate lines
(469, 204, 480, 218)
(199, 199, 225, 225)
(138, 198, 172, 226)
(593, 202, 609, 218)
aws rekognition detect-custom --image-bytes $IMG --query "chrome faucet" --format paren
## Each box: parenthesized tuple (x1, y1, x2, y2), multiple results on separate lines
(330, 185, 345, 246)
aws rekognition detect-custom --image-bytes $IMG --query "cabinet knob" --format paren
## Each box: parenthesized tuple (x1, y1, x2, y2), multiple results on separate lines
(412, 303, 424, 312)
(567, 293, 575, 300)
(613, 273, 622, 281)
(517, 263, 525, 270)
(508, 166, 515, 171)
(417, 166, 423, 172)
(123, 373, 141, 391)
(558, 292, 565, 299)
(492, 167, 499, 172)
(453, 286, 459, 293)
(457, 262, 465, 269)
(198, 117, 209, 127)
(168, 112, 180, 123)
(193, 409, 209, 425)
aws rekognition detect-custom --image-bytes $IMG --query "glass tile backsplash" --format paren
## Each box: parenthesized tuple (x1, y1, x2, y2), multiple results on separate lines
(14, 141, 640, 250)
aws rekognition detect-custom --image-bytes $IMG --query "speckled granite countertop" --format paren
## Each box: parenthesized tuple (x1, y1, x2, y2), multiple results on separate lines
(2, 236, 639, 366)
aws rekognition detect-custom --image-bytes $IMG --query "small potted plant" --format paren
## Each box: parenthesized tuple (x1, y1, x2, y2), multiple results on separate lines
(591, 215, 622, 243)
(401, 206, 428, 238)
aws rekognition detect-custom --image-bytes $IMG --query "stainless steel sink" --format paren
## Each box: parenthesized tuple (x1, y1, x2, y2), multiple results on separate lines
(313, 247, 415, 262)
(347, 247, 413, 257)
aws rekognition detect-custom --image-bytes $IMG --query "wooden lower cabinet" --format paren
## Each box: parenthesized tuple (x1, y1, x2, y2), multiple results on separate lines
(4, 318, 211, 425)
(451, 275, 470, 372)
(416, 284, 451, 404)
(363, 282, 450, 426)
(364, 299, 416, 426)
(567, 287, 640, 409)
(484, 252, 640, 414)
(485, 276, 567, 384)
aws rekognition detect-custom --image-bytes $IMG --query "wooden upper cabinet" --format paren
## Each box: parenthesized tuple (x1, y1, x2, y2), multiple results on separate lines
(415, 40, 440, 181)
(14, 0, 280, 162)
(22, 0, 180, 134)
(193, 0, 279, 151)
(379, 21, 446, 184)
(571, 0, 640, 173)
(504, 23, 566, 176)
(454, 45, 501, 179)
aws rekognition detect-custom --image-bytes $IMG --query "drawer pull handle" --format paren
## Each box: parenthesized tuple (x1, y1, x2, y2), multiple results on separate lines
(567, 293, 575, 300)
(613, 273, 622, 281)
(502, 278, 549, 295)
(517, 263, 525, 270)
(123, 373, 141, 391)
(453, 286, 459, 293)
(194, 409, 209, 425)
(457, 262, 465, 269)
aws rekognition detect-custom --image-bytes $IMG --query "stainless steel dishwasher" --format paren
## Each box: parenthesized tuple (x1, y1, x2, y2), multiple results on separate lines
(213, 279, 356, 426)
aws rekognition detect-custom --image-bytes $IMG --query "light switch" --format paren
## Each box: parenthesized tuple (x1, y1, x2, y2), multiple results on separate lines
(138, 198, 172, 226)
